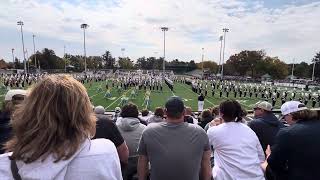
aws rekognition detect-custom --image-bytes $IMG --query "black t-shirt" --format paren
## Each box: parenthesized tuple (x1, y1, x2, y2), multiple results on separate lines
(94, 118, 124, 147)
(184, 115, 194, 124)
(198, 95, 205, 101)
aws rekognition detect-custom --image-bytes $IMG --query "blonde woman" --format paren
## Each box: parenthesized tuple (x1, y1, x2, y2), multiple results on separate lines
(0, 75, 122, 180)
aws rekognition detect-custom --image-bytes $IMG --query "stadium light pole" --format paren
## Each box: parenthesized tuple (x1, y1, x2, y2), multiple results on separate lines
(81, 23, 89, 72)
(202, 48, 204, 79)
(221, 28, 229, 79)
(25, 49, 29, 73)
(17, 21, 27, 73)
(121, 48, 125, 58)
(218, 35, 223, 75)
(161, 27, 168, 76)
(32, 34, 37, 70)
(11, 48, 15, 69)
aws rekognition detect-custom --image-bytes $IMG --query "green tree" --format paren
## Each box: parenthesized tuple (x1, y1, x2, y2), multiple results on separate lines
(135, 57, 147, 69)
(102, 50, 115, 69)
(226, 50, 265, 77)
(188, 60, 197, 71)
(294, 62, 311, 78)
(312, 52, 320, 78)
(118, 57, 134, 69)
(14, 57, 24, 69)
(196, 61, 218, 73)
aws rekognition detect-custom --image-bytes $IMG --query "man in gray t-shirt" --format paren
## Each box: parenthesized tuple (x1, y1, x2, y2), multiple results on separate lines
(137, 96, 212, 180)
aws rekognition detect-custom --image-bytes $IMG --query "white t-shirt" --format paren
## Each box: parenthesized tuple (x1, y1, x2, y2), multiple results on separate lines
(207, 122, 265, 180)
(0, 139, 122, 180)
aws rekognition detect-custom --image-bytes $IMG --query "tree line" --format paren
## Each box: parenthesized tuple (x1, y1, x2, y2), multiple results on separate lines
(0, 48, 319, 80)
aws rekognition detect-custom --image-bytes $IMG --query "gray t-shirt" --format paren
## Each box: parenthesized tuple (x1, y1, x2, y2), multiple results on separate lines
(138, 122, 210, 180)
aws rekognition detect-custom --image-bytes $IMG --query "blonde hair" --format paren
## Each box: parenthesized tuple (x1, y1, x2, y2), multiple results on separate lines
(6, 75, 96, 163)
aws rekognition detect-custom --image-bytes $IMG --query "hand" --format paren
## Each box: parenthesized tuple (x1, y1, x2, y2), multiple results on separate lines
(265, 145, 271, 159)
(209, 117, 223, 127)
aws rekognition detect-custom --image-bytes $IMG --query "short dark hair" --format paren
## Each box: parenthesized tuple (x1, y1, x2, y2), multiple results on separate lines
(154, 107, 164, 117)
(219, 100, 245, 122)
(200, 109, 213, 121)
(165, 96, 184, 119)
(141, 109, 149, 116)
(121, 103, 139, 118)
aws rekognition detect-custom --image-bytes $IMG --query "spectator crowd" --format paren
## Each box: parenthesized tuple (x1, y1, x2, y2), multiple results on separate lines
(0, 74, 320, 180)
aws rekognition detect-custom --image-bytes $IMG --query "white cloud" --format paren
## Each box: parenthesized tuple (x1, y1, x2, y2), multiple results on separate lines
(0, 0, 319, 63)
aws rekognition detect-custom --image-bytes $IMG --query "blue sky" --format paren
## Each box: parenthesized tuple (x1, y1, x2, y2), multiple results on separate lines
(0, 0, 319, 64)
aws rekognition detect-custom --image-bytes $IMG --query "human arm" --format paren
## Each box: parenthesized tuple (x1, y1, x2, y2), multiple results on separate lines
(200, 150, 212, 180)
(261, 145, 271, 172)
(267, 129, 290, 176)
(137, 155, 149, 180)
(117, 141, 129, 164)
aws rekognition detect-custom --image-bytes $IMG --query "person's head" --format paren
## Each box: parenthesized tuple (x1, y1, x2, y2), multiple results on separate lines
(211, 106, 219, 117)
(219, 100, 245, 123)
(2, 89, 27, 114)
(200, 109, 213, 123)
(115, 107, 121, 114)
(6, 75, 96, 163)
(165, 96, 185, 121)
(185, 106, 193, 116)
(253, 101, 273, 118)
(141, 109, 149, 117)
(94, 105, 105, 114)
(281, 101, 317, 125)
(120, 103, 139, 118)
(154, 107, 164, 118)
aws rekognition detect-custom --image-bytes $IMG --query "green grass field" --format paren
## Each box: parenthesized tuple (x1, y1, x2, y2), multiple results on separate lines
(1, 80, 317, 112)
(85, 81, 303, 111)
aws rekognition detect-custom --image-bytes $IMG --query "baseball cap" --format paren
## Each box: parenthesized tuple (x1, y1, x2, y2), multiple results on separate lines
(5, 89, 27, 101)
(281, 101, 307, 116)
(165, 96, 185, 116)
(94, 106, 105, 114)
(254, 101, 273, 111)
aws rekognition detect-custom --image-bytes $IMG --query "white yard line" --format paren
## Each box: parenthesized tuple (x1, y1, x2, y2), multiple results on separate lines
(220, 94, 251, 108)
(105, 88, 131, 109)
(171, 90, 176, 96)
(90, 91, 104, 98)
